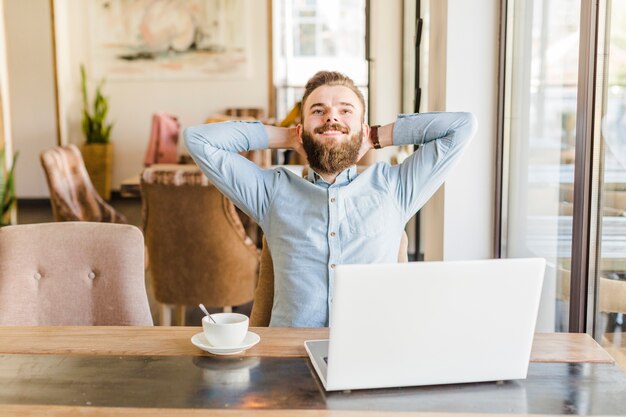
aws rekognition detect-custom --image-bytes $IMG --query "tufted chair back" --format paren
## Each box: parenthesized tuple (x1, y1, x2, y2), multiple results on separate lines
(40, 144, 127, 223)
(141, 165, 260, 325)
(0, 222, 152, 325)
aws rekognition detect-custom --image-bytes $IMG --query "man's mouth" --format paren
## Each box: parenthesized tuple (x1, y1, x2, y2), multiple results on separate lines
(314, 124, 349, 136)
(320, 130, 343, 136)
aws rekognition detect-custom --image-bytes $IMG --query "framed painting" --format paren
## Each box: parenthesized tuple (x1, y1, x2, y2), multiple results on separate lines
(89, 0, 250, 80)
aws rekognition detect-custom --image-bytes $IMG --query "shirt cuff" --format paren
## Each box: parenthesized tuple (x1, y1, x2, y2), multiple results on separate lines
(391, 113, 425, 146)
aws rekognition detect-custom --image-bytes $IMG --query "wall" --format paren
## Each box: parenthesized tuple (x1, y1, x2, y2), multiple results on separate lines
(442, 0, 497, 260)
(421, 0, 498, 262)
(0, 0, 11, 152)
(2, 0, 269, 197)
(5, 0, 404, 197)
(368, 0, 402, 127)
(4, 0, 58, 198)
(56, 0, 270, 191)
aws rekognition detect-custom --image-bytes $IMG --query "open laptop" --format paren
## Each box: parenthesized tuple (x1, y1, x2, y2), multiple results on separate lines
(305, 258, 545, 391)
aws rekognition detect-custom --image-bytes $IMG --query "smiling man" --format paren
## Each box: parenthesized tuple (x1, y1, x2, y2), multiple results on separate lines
(184, 71, 477, 327)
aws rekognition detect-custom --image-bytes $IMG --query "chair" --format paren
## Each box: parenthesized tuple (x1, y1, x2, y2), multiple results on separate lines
(141, 165, 260, 325)
(250, 232, 410, 327)
(144, 112, 180, 166)
(40, 144, 127, 223)
(224, 107, 264, 119)
(598, 277, 626, 316)
(0, 222, 153, 325)
(556, 267, 626, 332)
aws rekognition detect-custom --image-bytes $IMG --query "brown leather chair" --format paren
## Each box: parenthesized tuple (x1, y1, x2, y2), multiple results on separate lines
(141, 165, 260, 325)
(40, 144, 127, 223)
(250, 232, 410, 327)
(0, 222, 152, 325)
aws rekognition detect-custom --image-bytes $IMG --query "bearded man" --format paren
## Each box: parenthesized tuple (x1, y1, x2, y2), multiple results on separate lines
(185, 71, 477, 327)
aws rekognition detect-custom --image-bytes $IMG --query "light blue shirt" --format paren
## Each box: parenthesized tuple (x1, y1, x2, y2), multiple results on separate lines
(184, 112, 477, 327)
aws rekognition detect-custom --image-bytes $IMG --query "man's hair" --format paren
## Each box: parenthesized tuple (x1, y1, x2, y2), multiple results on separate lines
(301, 71, 366, 122)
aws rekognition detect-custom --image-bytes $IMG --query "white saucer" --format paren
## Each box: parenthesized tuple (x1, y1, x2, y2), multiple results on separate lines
(191, 331, 260, 355)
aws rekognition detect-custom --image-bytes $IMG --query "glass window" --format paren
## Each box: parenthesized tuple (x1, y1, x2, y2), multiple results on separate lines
(593, 0, 626, 372)
(273, 0, 368, 121)
(502, 0, 581, 332)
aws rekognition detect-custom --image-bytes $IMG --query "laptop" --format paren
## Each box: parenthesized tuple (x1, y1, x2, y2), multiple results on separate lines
(305, 258, 545, 391)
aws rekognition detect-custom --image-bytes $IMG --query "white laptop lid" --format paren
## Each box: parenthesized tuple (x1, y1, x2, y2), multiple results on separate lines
(311, 258, 545, 391)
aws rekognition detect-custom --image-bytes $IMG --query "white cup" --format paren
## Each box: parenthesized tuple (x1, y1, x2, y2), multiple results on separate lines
(202, 313, 249, 348)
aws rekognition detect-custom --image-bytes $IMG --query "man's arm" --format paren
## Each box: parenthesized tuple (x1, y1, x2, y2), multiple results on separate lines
(376, 112, 478, 218)
(184, 121, 300, 224)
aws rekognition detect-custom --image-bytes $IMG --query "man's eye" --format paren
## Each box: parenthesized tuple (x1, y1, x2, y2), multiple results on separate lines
(312, 109, 323, 115)
(341, 109, 352, 114)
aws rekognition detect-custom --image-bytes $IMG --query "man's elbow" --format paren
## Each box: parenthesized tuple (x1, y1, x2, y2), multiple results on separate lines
(456, 112, 478, 145)
(183, 126, 204, 152)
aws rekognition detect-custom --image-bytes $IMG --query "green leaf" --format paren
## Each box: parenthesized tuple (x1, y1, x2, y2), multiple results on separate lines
(80, 64, 113, 144)
(0, 148, 18, 227)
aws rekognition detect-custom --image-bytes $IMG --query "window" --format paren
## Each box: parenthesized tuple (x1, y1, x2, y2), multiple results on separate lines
(272, 0, 368, 121)
(501, 0, 581, 332)
(592, 0, 626, 370)
(502, 1, 626, 371)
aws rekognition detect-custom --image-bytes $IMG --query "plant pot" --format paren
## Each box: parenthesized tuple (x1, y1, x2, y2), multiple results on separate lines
(81, 143, 113, 200)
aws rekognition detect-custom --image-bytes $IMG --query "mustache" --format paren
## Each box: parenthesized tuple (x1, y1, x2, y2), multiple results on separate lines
(313, 123, 349, 134)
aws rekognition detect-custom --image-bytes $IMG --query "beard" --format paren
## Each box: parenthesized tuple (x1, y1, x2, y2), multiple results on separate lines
(302, 123, 363, 175)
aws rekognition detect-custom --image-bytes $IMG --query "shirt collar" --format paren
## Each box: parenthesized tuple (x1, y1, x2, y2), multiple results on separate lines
(306, 165, 357, 187)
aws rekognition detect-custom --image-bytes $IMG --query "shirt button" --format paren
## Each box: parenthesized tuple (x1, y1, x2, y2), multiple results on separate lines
(330, 197, 336, 203)
(88, 272, 96, 280)
(330, 264, 336, 269)
(330, 232, 336, 237)
(34, 272, 42, 281)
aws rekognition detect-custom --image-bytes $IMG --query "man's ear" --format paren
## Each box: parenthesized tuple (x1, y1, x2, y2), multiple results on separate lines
(296, 124, 304, 144)
(363, 123, 370, 141)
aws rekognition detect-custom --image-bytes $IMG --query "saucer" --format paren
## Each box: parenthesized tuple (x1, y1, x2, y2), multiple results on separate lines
(191, 331, 260, 355)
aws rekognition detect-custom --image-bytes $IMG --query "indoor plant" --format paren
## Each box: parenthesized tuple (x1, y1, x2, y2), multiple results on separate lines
(0, 145, 17, 227)
(80, 64, 114, 200)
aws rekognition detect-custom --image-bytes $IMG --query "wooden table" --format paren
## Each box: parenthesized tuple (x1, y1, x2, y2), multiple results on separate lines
(0, 327, 624, 416)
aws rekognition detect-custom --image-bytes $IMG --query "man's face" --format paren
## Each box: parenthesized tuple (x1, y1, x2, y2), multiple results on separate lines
(298, 85, 366, 174)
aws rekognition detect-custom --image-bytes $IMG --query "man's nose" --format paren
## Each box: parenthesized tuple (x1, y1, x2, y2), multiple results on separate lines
(326, 109, 339, 122)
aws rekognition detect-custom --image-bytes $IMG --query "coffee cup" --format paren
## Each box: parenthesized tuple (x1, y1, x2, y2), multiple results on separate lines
(202, 313, 249, 348)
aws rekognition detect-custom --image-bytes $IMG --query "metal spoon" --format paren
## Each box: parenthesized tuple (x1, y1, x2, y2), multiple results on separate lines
(199, 304, 216, 323)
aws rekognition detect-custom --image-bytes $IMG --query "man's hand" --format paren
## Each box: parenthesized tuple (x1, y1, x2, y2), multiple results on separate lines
(265, 126, 303, 154)
(287, 127, 307, 161)
(356, 129, 374, 162)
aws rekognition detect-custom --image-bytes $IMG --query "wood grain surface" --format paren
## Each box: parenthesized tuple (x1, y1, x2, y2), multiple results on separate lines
(0, 327, 614, 363)
(0, 404, 582, 417)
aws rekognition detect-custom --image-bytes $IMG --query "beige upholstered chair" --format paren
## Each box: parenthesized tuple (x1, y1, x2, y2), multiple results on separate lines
(555, 267, 626, 333)
(0, 222, 152, 325)
(250, 232, 410, 327)
(598, 277, 626, 315)
(141, 165, 260, 325)
(40, 144, 127, 223)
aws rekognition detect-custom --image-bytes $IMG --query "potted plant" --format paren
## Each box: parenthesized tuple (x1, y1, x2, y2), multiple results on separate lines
(80, 64, 114, 200)
(0, 145, 17, 227)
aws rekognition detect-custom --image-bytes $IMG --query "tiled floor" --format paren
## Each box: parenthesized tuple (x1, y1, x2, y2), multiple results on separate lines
(16, 195, 253, 326)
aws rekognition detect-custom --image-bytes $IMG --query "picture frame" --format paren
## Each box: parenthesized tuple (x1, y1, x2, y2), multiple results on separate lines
(88, 0, 251, 80)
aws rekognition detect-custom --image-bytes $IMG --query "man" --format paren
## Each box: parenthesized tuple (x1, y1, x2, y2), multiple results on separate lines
(185, 71, 477, 327)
